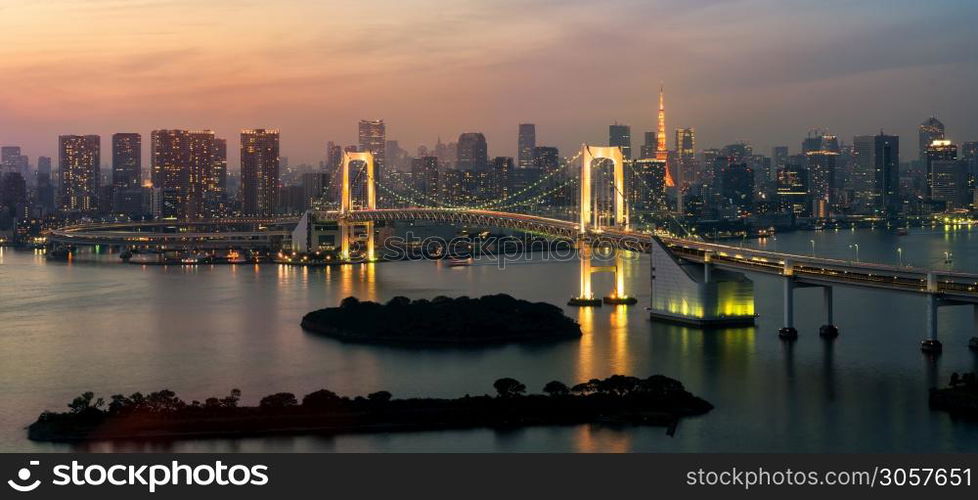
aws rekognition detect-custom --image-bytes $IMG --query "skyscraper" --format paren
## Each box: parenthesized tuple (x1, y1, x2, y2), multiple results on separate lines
(205, 137, 228, 216)
(675, 128, 695, 158)
(456, 133, 488, 172)
(919, 117, 945, 162)
(490, 156, 513, 199)
(674, 128, 695, 212)
(518, 124, 536, 169)
(772, 146, 789, 181)
(58, 135, 100, 213)
(851, 135, 875, 213)
(325, 141, 343, 173)
(639, 132, 656, 160)
(874, 133, 900, 217)
(411, 156, 440, 200)
(1, 147, 22, 173)
(111, 133, 141, 189)
(926, 139, 957, 201)
(240, 129, 280, 216)
(358, 120, 386, 171)
(150, 130, 224, 218)
(609, 123, 632, 160)
(802, 133, 840, 217)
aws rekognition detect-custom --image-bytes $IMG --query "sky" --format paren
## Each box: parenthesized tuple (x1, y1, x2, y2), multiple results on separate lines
(1, 0, 977, 168)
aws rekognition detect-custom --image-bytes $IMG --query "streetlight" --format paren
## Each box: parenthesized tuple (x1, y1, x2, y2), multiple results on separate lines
(897, 248, 903, 267)
(810, 239, 816, 257)
(853, 243, 859, 262)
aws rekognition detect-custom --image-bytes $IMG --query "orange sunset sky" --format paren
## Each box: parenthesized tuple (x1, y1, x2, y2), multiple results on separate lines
(1, 0, 976, 167)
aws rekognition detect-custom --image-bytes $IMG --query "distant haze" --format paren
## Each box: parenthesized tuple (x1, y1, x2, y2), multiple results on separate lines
(1, 0, 976, 168)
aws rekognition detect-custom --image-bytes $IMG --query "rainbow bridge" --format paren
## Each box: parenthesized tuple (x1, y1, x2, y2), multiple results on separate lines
(45, 146, 978, 352)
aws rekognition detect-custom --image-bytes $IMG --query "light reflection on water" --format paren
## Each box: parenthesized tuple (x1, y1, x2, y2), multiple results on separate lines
(3, 227, 978, 452)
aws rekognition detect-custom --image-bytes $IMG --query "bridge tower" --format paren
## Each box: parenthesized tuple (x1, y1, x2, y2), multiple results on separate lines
(569, 145, 636, 307)
(339, 151, 377, 261)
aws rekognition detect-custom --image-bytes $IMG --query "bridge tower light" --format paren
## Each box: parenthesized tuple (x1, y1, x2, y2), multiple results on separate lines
(340, 151, 377, 262)
(569, 144, 636, 307)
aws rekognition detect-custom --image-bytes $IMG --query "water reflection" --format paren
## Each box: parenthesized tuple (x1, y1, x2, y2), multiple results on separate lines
(574, 424, 632, 453)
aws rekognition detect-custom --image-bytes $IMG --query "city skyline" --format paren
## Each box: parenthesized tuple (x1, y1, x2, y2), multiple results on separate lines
(1, 0, 977, 166)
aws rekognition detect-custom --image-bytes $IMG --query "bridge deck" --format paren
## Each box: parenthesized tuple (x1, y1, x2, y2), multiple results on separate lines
(45, 208, 978, 301)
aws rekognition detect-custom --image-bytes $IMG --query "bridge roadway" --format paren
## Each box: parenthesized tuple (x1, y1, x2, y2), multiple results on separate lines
(46, 218, 295, 248)
(46, 208, 978, 302)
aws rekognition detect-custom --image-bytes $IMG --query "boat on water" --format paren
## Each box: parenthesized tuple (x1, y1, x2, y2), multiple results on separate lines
(896, 228, 909, 236)
(128, 252, 163, 264)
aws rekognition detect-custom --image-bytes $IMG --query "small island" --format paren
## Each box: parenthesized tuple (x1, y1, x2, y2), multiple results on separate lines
(27, 374, 713, 443)
(930, 372, 978, 418)
(301, 294, 582, 345)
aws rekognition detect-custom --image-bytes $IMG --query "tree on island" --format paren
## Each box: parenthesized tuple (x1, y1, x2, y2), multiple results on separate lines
(542, 381, 569, 397)
(68, 392, 103, 414)
(259, 392, 298, 410)
(302, 389, 342, 409)
(368, 391, 393, 403)
(493, 378, 526, 398)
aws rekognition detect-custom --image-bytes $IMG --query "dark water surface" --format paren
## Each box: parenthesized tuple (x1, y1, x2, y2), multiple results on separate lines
(3, 226, 978, 452)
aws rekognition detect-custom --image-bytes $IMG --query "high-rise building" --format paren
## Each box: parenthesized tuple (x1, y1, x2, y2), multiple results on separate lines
(150, 130, 224, 218)
(111, 133, 141, 189)
(874, 133, 900, 217)
(919, 117, 945, 162)
(490, 156, 513, 200)
(609, 124, 632, 160)
(205, 137, 228, 216)
(674, 128, 695, 209)
(926, 139, 957, 200)
(675, 128, 695, 158)
(639, 132, 656, 160)
(0, 169, 27, 214)
(777, 163, 809, 217)
(58, 135, 100, 213)
(358, 120, 386, 171)
(240, 129, 280, 216)
(533, 146, 560, 174)
(772, 146, 789, 181)
(721, 163, 754, 212)
(151, 129, 189, 217)
(802, 133, 840, 217)
(1, 147, 22, 173)
(518, 124, 536, 169)
(35, 156, 55, 215)
(325, 142, 343, 173)
(411, 156, 440, 200)
(851, 136, 875, 213)
(931, 160, 968, 210)
(456, 133, 488, 172)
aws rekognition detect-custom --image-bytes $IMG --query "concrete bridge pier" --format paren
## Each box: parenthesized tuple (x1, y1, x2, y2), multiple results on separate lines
(778, 276, 798, 340)
(921, 293, 942, 354)
(818, 286, 839, 339)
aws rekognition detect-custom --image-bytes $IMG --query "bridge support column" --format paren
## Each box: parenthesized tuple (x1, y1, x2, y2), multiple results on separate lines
(340, 223, 352, 261)
(365, 221, 375, 262)
(569, 239, 601, 307)
(818, 286, 839, 338)
(603, 251, 637, 305)
(779, 277, 798, 340)
(921, 294, 942, 354)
